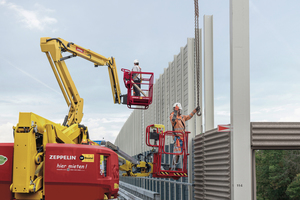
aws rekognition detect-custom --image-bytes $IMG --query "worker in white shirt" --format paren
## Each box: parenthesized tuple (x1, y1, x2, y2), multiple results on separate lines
(132, 59, 142, 96)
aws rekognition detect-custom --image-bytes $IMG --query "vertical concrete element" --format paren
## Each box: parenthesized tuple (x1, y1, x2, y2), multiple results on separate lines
(204, 15, 214, 131)
(162, 72, 166, 133)
(196, 29, 203, 135)
(182, 46, 189, 128)
(154, 80, 158, 124)
(156, 78, 161, 124)
(176, 48, 183, 106)
(169, 57, 177, 146)
(172, 55, 177, 103)
(132, 111, 135, 155)
(164, 67, 171, 144)
(230, 0, 251, 199)
(187, 38, 196, 200)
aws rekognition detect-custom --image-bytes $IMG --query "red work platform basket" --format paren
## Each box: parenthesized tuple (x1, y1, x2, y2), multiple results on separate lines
(145, 124, 189, 180)
(121, 68, 154, 110)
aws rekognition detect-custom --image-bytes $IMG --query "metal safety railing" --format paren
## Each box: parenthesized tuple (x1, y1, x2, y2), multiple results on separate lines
(119, 181, 160, 200)
(118, 188, 143, 200)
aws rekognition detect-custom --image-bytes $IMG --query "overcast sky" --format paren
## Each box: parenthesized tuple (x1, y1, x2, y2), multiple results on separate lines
(1, 0, 300, 143)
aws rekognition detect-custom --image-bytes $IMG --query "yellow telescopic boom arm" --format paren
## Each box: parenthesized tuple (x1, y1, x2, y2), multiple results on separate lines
(40, 37, 122, 126)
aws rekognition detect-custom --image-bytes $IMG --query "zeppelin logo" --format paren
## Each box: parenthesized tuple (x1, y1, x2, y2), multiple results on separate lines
(76, 47, 84, 54)
(49, 155, 76, 160)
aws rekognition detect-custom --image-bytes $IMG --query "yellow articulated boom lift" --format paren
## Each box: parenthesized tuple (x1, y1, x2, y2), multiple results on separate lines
(40, 37, 122, 126)
(0, 37, 187, 200)
(0, 37, 155, 200)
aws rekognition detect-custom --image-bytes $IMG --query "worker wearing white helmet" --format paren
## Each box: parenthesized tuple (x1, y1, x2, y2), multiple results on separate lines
(132, 59, 142, 96)
(170, 103, 200, 170)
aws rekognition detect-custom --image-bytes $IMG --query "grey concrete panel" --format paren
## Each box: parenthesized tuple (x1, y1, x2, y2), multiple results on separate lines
(251, 122, 300, 149)
(194, 129, 231, 200)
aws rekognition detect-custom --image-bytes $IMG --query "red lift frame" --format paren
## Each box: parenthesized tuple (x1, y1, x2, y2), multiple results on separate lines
(121, 68, 154, 110)
(146, 124, 189, 180)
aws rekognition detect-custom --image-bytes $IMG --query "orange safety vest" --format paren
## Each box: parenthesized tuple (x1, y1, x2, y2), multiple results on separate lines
(169, 108, 197, 133)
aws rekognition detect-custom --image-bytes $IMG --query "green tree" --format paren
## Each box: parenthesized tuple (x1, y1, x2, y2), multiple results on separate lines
(256, 150, 300, 200)
(256, 150, 289, 199)
(286, 174, 300, 199)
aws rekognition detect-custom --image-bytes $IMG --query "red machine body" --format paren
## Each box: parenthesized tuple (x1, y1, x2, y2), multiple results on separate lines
(45, 143, 119, 199)
(121, 68, 154, 109)
(146, 125, 189, 180)
(0, 143, 14, 200)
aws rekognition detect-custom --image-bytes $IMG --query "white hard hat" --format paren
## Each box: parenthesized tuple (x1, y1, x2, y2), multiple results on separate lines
(134, 59, 139, 64)
(173, 102, 182, 110)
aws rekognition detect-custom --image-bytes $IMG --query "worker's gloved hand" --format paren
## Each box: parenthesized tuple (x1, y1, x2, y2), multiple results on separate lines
(196, 106, 200, 112)
(172, 110, 178, 122)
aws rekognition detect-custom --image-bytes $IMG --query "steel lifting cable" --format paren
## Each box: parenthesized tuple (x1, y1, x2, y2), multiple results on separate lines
(194, 0, 202, 116)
